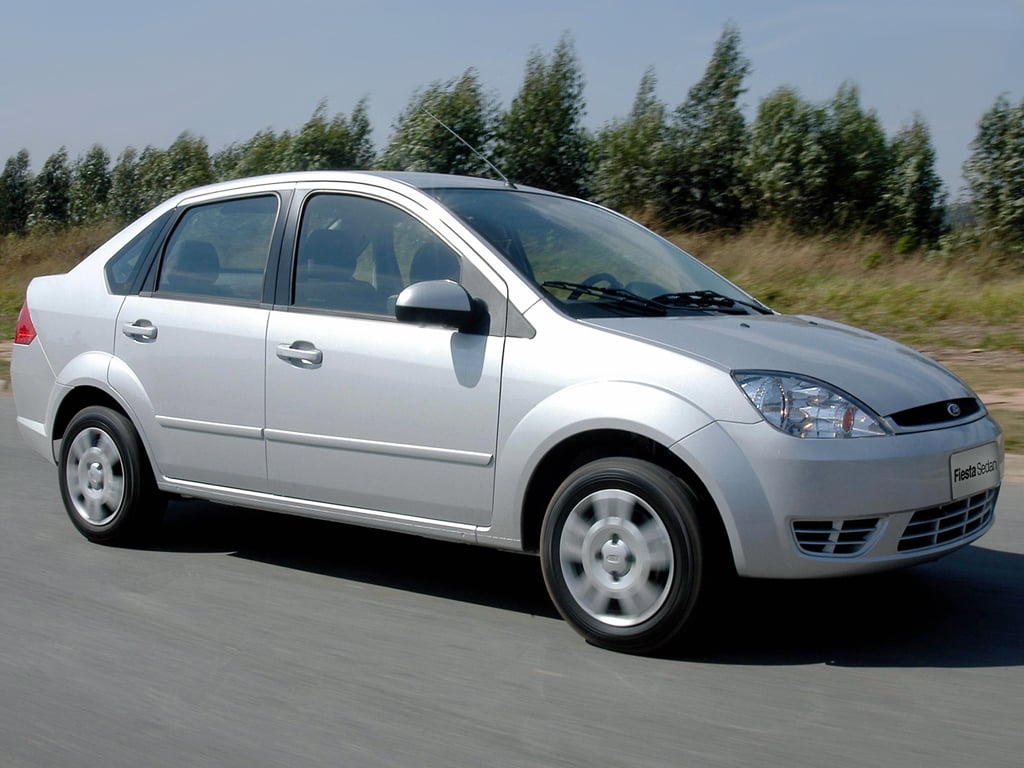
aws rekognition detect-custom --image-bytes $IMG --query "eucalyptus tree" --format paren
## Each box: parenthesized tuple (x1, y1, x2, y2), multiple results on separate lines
(742, 86, 831, 232)
(380, 70, 498, 175)
(70, 144, 112, 225)
(884, 116, 945, 249)
(133, 132, 213, 211)
(0, 149, 33, 235)
(495, 34, 590, 196)
(823, 82, 890, 232)
(964, 94, 1024, 254)
(590, 66, 667, 215)
(213, 129, 294, 180)
(656, 22, 751, 231)
(286, 98, 375, 171)
(108, 147, 144, 223)
(29, 146, 72, 231)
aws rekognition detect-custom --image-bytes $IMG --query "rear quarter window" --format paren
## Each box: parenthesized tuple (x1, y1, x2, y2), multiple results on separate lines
(104, 212, 172, 295)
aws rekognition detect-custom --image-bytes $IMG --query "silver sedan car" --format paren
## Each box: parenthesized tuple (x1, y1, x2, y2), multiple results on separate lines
(12, 172, 1005, 653)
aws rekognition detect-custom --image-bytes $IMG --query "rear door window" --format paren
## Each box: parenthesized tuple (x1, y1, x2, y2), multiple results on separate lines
(157, 195, 279, 301)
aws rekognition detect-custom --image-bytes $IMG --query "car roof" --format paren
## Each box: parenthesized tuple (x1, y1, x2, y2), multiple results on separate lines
(169, 170, 528, 206)
(367, 171, 516, 191)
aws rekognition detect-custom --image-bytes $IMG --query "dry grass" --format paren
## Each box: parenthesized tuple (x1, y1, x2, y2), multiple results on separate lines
(990, 409, 1024, 454)
(675, 225, 1024, 346)
(1, 224, 120, 387)
(0, 223, 119, 325)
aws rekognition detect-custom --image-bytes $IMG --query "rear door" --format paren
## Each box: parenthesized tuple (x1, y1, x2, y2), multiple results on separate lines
(111, 192, 284, 491)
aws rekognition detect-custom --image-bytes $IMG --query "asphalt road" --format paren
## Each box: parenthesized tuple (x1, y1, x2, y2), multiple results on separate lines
(2, 395, 1022, 768)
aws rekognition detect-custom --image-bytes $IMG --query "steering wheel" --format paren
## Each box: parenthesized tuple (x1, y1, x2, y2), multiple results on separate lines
(569, 272, 622, 300)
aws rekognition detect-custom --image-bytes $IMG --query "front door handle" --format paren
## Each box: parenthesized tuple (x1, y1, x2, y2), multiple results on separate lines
(123, 320, 158, 341)
(276, 342, 323, 366)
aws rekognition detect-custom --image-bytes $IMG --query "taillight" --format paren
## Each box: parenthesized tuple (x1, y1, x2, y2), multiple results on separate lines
(14, 303, 36, 345)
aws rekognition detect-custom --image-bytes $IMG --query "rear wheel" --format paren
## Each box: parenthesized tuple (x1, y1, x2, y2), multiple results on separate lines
(540, 458, 706, 654)
(58, 406, 164, 545)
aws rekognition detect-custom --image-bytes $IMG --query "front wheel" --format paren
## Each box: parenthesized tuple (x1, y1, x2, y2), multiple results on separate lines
(58, 406, 164, 545)
(540, 458, 706, 654)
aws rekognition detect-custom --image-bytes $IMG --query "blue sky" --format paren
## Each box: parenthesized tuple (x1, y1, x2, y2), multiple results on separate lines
(2, 0, 1020, 197)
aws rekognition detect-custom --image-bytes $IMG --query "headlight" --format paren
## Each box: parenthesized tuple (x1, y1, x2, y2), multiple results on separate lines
(733, 371, 889, 438)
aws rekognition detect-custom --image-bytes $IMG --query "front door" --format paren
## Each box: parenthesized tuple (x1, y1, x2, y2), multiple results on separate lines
(264, 191, 505, 526)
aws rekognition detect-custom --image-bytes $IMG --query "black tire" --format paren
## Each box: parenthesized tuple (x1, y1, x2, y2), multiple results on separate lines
(540, 458, 705, 654)
(58, 406, 164, 545)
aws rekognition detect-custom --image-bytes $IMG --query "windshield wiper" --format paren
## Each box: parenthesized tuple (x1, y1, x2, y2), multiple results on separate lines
(542, 281, 770, 317)
(651, 290, 771, 315)
(542, 281, 666, 316)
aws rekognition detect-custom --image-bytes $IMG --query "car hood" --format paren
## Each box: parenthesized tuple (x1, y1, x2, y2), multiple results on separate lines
(584, 313, 976, 417)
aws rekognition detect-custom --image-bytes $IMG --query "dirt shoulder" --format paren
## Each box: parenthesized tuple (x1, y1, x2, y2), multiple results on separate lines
(0, 339, 10, 394)
(1005, 454, 1024, 482)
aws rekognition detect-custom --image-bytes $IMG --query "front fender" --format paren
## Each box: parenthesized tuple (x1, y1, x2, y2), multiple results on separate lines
(484, 380, 714, 547)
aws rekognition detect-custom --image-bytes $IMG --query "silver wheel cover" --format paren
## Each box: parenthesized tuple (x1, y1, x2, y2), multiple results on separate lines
(559, 488, 675, 627)
(65, 427, 125, 527)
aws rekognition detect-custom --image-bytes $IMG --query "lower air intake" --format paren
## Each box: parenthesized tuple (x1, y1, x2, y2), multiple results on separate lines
(793, 517, 880, 556)
(898, 488, 998, 552)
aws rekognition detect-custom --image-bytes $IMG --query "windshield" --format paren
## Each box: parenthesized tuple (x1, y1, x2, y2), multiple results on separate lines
(427, 187, 767, 318)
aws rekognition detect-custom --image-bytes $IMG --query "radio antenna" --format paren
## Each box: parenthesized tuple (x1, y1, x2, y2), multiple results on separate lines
(420, 106, 517, 189)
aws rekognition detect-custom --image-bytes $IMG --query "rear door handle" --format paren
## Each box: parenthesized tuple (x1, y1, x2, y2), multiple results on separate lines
(123, 320, 158, 341)
(276, 342, 323, 366)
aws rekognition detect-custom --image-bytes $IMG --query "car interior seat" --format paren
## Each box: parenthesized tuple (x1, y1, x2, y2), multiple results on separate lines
(162, 240, 221, 295)
(295, 229, 380, 312)
(409, 241, 461, 284)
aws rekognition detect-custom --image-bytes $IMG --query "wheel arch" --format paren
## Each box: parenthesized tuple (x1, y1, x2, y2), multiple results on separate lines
(47, 351, 133, 444)
(52, 385, 130, 444)
(518, 428, 733, 574)
(48, 353, 165, 479)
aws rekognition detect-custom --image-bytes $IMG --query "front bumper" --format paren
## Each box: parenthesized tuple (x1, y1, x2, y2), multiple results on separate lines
(673, 415, 1004, 579)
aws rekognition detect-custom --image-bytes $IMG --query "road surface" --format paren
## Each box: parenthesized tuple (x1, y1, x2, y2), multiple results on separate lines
(1, 396, 1022, 767)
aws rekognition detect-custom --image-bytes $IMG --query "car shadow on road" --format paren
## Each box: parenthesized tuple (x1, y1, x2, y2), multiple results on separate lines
(155, 499, 1024, 667)
(679, 543, 1024, 668)
(157, 499, 559, 619)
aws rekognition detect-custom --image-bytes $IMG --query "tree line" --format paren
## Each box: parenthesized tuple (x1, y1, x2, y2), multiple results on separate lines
(1, 25, 1021, 258)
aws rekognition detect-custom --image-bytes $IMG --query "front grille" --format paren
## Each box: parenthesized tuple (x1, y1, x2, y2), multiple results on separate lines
(898, 488, 998, 552)
(793, 517, 880, 556)
(889, 398, 980, 428)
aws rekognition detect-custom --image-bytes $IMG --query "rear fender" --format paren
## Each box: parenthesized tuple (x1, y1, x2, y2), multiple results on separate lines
(45, 353, 161, 477)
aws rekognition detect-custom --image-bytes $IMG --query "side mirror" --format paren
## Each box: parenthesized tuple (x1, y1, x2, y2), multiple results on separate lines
(395, 279, 483, 333)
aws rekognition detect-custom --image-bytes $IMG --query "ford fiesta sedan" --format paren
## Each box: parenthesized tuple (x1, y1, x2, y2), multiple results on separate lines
(12, 172, 1004, 653)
